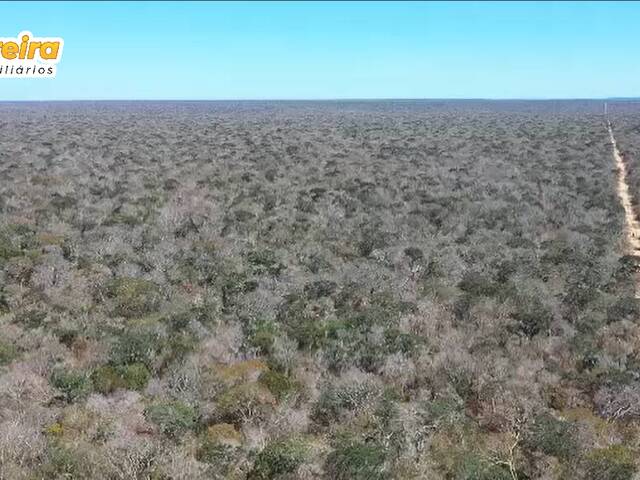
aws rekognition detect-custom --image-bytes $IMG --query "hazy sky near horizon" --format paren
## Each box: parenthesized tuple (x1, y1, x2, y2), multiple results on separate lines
(0, 1, 639, 100)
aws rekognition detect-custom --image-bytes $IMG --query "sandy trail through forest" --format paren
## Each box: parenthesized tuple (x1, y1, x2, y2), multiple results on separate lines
(607, 120, 640, 297)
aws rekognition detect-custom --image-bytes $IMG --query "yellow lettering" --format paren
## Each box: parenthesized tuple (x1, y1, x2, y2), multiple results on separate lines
(1, 42, 18, 60)
(19, 34, 29, 59)
(27, 41, 40, 59)
(39, 42, 59, 60)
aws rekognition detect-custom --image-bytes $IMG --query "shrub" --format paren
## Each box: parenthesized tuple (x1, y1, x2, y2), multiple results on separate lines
(312, 382, 380, 426)
(0, 224, 36, 262)
(174, 216, 201, 238)
(453, 294, 474, 323)
(196, 424, 243, 469)
(403, 246, 424, 262)
(247, 249, 285, 276)
(216, 383, 276, 422)
(161, 330, 199, 367)
(171, 243, 220, 285)
(105, 277, 161, 318)
(304, 280, 338, 299)
(14, 308, 47, 329)
(447, 366, 476, 401)
(384, 328, 420, 355)
(44, 422, 65, 438)
(0, 231, 22, 261)
(214, 359, 269, 386)
(248, 438, 308, 480)
(323, 322, 391, 373)
(221, 271, 258, 311)
(0, 289, 8, 314)
(91, 363, 151, 393)
(185, 292, 222, 326)
(322, 290, 418, 371)
(302, 253, 332, 274)
(524, 413, 577, 459)
(367, 392, 406, 457)
(458, 271, 498, 298)
(0, 340, 17, 365)
(613, 255, 640, 282)
(512, 295, 553, 337)
(563, 280, 600, 316)
(196, 442, 237, 470)
(259, 370, 300, 401)
(232, 209, 255, 222)
(144, 400, 198, 438)
(584, 446, 636, 480)
(50, 368, 92, 403)
(276, 294, 327, 350)
(356, 229, 387, 257)
(247, 320, 281, 356)
(205, 423, 243, 447)
(50, 193, 77, 212)
(419, 396, 465, 427)
(455, 453, 513, 480)
(35, 444, 81, 479)
(541, 237, 581, 266)
(606, 296, 640, 323)
(110, 329, 161, 368)
(362, 290, 417, 318)
(326, 436, 387, 480)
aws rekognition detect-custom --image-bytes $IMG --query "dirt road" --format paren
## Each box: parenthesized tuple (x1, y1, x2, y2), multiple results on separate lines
(607, 120, 640, 297)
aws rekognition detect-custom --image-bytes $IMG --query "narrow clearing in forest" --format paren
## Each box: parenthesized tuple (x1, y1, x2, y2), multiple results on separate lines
(607, 119, 640, 297)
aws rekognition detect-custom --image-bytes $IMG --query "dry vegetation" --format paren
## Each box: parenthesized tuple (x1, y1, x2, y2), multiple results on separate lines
(0, 100, 638, 479)
(611, 102, 640, 232)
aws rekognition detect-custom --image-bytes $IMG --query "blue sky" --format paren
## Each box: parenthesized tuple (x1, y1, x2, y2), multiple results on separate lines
(0, 1, 638, 100)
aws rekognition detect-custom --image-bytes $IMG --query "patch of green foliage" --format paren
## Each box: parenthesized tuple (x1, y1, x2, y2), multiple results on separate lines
(454, 453, 513, 480)
(50, 368, 92, 403)
(0, 224, 37, 263)
(92, 363, 151, 393)
(196, 442, 235, 466)
(606, 296, 639, 323)
(14, 308, 47, 329)
(105, 277, 161, 318)
(458, 271, 499, 298)
(258, 369, 300, 401)
(304, 279, 338, 299)
(144, 400, 198, 438)
(524, 413, 577, 459)
(0, 289, 8, 314)
(216, 383, 275, 422)
(277, 287, 419, 372)
(312, 382, 379, 426)
(276, 293, 327, 351)
(511, 295, 553, 337)
(110, 328, 161, 368)
(584, 446, 636, 480)
(356, 228, 388, 257)
(326, 435, 388, 480)
(246, 319, 281, 356)
(34, 444, 81, 479)
(0, 340, 17, 366)
(247, 249, 285, 276)
(418, 395, 465, 427)
(248, 438, 308, 480)
(221, 271, 258, 312)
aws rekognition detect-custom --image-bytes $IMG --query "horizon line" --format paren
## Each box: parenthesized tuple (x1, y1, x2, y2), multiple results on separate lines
(1, 97, 639, 103)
